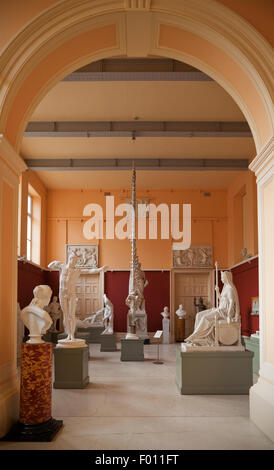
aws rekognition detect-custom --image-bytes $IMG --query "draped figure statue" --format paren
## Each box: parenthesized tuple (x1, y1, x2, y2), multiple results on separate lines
(185, 271, 240, 347)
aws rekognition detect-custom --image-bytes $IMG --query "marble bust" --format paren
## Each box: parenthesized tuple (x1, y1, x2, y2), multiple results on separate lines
(176, 304, 187, 319)
(20, 285, 53, 343)
(185, 271, 240, 347)
(161, 306, 170, 319)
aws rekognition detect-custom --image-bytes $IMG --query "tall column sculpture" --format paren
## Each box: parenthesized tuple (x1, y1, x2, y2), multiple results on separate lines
(125, 165, 149, 340)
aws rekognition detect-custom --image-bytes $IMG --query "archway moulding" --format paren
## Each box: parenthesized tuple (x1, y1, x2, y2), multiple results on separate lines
(0, 0, 272, 155)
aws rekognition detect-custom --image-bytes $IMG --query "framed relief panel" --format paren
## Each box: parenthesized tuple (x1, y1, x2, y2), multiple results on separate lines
(66, 244, 98, 269)
(173, 246, 213, 269)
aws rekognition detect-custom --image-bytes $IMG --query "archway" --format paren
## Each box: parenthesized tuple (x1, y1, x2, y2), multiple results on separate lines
(0, 0, 273, 441)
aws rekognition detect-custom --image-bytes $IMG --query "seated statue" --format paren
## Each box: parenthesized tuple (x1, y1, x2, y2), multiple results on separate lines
(21, 285, 53, 343)
(185, 271, 240, 347)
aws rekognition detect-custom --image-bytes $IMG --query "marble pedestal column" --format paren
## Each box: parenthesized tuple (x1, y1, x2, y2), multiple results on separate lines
(2, 343, 62, 441)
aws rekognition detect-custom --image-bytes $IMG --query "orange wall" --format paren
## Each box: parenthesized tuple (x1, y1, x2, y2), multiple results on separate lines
(217, 0, 274, 47)
(227, 170, 258, 266)
(0, 0, 59, 51)
(46, 188, 228, 269)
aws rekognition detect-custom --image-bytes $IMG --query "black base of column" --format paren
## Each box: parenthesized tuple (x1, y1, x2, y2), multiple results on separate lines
(1, 417, 63, 442)
(144, 338, 150, 344)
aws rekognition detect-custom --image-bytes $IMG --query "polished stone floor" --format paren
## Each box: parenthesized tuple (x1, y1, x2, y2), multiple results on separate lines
(1, 343, 274, 450)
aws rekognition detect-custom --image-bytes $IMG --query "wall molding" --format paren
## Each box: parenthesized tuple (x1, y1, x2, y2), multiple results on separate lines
(0, 0, 273, 153)
(0, 135, 27, 175)
(249, 136, 274, 182)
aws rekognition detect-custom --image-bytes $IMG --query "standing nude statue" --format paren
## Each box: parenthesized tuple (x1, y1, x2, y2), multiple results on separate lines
(48, 253, 107, 346)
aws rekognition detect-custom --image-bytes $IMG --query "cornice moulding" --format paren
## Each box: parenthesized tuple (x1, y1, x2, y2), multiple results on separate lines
(249, 136, 274, 181)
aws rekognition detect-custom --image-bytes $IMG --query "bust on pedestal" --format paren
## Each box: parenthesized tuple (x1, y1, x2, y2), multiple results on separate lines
(3, 285, 63, 441)
(161, 307, 170, 344)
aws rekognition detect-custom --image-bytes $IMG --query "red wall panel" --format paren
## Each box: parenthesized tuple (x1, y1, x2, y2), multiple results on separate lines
(18, 261, 47, 309)
(231, 257, 259, 336)
(105, 271, 170, 332)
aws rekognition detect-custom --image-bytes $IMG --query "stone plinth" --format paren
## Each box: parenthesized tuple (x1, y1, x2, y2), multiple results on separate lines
(77, 326, 104, 343)
(100, 333, 117, 352)
(162, 318, 170, 344)
(176, 317, 185, 341)
(176, 347, 253, 394)
(53, 346, 89, 389)
(243, 335, 260, 376)
(120, 338, 144, 361)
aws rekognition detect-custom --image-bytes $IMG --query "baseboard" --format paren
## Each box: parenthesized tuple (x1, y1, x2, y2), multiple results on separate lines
(250, 378, 274, 442)
(0, 379, 20, 439)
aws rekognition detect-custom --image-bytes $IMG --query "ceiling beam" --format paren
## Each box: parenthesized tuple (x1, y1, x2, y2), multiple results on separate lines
(25, 158, 249, 171)
(62, 71, 212, 82)
(62, 58, 213, 81)
(24, 121, 252, 138)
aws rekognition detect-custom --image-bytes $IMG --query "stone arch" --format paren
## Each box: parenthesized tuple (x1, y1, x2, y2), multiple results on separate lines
(0, 0, 273, 154)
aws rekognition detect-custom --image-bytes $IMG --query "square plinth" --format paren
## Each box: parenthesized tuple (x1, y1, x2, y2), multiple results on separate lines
(100, 333, 117, 352)
(176, 347, 254, 394)
(77, 326, 104, 343)
(120, 338, 144, 361)
(243, 336, 260, 376)
(53, 346, 89, 389)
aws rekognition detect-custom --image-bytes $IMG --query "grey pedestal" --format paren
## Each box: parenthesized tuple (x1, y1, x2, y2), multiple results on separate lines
(120, 338, 144, 361)
(176, 347, 253, 394)
(77, 326, 104, 343)
(53, 346, 89, 389)
(243, 335, 260, 376)
(100, 333, 117, 352)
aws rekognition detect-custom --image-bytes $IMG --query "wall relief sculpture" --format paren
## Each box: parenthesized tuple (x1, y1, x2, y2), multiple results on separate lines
(173, 246, 213, 268)
(66, 244, 98, 268)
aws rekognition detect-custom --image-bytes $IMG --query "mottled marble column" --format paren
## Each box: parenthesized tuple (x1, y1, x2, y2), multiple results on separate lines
(20, 343, 52, 424)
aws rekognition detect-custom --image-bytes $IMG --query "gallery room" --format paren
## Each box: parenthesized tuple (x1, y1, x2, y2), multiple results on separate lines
(0, 0, 273, 451)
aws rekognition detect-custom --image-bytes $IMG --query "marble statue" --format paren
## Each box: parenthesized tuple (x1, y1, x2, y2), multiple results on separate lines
(161, 306, 170, 319)
(48, 253, 107, 347)
(161, 306, 170, 344)
(184, 271, 240, 347)
(45, 296, 63, 333)
(90, 294, 114, 334)
(176, 304, 187, 319)
(21, 285, 53, 343)
(125, 166, 149, 341)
